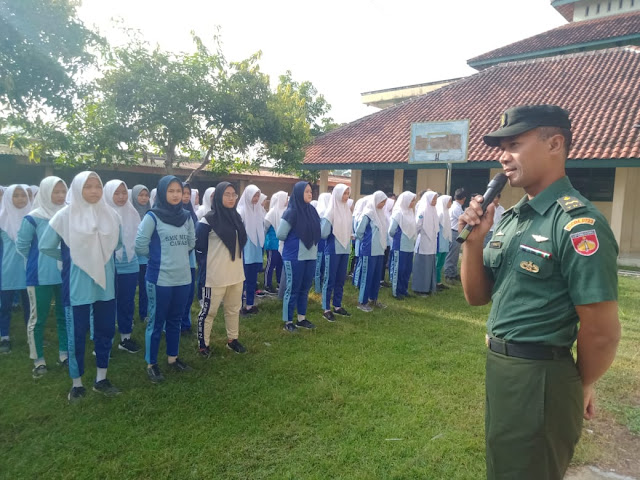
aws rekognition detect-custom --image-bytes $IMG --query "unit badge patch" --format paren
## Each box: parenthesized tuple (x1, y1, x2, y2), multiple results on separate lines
(570, 229, 599, 256)
(563, 217, 595, 231)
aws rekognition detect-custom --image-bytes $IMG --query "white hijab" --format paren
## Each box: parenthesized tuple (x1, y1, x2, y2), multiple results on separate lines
(237, 184, 265, 247)
(323, 184, 352, 250)
(49, 172, 120, 289)
(29, 176, 67, 221)
(190, 189, 198, 209)
(310, 200, 318, 209)
(416, 191, 439, 243)
(196, 187, 215, 220)
(352, 196, 369, 225)
(384, 198, 395, 222)
(265, 190, 287, 232)
(104, 180, 140, 262)
(0, 184, 32, 242)
(362, 190, 389, 251)
(391, 191, 417, 240)
(437, 195, 453, 242)
(150, 188, 157, 208)
(316, 192, 331, 217)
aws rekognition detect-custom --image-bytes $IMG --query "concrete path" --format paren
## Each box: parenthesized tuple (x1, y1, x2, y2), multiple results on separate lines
(565, 466, 637, 480)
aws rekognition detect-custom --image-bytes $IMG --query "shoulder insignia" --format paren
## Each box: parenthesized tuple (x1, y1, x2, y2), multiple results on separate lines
(563, 217, 595, 231)
(557, 196, 585, 213)
(570, 229, 599, 256)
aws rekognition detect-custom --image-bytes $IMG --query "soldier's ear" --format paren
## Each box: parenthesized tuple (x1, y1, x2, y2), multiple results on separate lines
(548, 134, 565, 155)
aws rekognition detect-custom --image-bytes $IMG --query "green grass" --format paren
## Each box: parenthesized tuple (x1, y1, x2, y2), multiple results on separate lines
(0, 278, 638, 479)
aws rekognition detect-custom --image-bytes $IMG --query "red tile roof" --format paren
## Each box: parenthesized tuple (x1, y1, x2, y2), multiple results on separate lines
(468, 10, 640, 67)
(304, 47, 640, 165)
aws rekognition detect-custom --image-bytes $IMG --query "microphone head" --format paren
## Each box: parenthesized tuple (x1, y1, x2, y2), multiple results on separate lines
(488, 172, 508, 189)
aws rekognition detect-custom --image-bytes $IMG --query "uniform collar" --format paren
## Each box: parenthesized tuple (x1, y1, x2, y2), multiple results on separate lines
(514, 176, 574, 216)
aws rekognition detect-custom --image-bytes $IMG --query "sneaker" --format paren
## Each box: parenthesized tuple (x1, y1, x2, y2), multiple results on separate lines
(380, 281, 391, 288)
(167, 358, 192, 372)
(392, 295, 405, 301)
(32, 364, 47, 379)
(323, 311, 336, 322)
(68, 386, 86, 404)
(241, 306, 259, 316)
(93, 379, 121, 397)
(227, 339, 247, 354)
(198, 346, 212, 358)
(266, 285, 278, 294)
(0, 339, 11, 354)
(147, 364, 165, 384)
(357, 303, 373, 312)
(333, 307, 351, 317)
(118, 338, 141, 353)
(371, 301, 387, 309)
(295, 319, 316, 329)
(283, 322, 297, 333)
(436, 283, 449, 291)
(255, 290, 267, 297)
(57, 358, 69, 368)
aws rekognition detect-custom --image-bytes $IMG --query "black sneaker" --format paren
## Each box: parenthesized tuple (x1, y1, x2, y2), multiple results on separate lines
(57, 357, 69, 368)
(436, 283, 449, 291)
(241, 306, 259, 316)
(118, 338, 141, 353)
(333, 307, 351, 317)
(283, 322, 297, 333)
(167, 358, 192, 372)
(392, 295, 405, 300)
(147, 364, 165, 383)
(323, 311, 336, 322)
(266, 285, 278, 294)
(380, 281, 391, 288)
(198, 346, 212, 358)
(0, 339, 11, 354)
(32, 364, 47, 379)
(295, 319, 316, 329)
(68, 386, 86, 403)
(227, 339, 247, 354)
(255, 290, 267, 297)
(93, 379, 121, 397)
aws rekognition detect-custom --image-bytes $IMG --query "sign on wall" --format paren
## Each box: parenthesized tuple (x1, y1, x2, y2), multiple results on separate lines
(409, 119, 470, 163)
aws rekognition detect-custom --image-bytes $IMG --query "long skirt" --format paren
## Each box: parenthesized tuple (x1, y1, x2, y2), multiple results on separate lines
(412, 253, 437, 294)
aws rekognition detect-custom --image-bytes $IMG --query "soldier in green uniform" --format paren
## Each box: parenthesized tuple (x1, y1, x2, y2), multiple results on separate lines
(459, 105, 621, 480)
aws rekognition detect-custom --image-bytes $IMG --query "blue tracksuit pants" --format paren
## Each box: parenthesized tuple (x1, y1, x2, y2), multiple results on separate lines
(282, 259, 315, 322)
(146, 282, 190, 365)
(66, 300, 116, 379)
(265, 250, 282, 288)
(358, 255, 383, 304)
(322, 254, 348, 311)
(137, 264, 148, 319)
(243, 262, 262, 307)
(314, 250, 325, 293)
(116, 272, 137, 335)
(390, 250, 413, 298)
(0, 289, 29, 337)
(181, 268, 196, 331)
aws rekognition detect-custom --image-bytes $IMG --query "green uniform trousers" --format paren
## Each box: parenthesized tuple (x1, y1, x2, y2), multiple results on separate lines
(485, 350, 583, 480)
(26, 285, 67, 361)
(435, 251, 447, 283)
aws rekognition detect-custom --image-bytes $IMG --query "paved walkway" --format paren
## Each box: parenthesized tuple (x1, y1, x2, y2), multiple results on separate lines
(565, 466, 637, 480)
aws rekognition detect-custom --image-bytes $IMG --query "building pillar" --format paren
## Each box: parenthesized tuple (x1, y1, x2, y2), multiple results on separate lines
(393, 169, 404, 195)
(238, 179, 248, 196)
(351, 169, 362, 199)
(610, 167, 640, 259)
(319, 170, 329, 193)
(416, 168, 447, 196)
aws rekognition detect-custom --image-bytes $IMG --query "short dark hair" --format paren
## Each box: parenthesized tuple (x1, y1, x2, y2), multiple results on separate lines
(454, 188, 466, 200)
(538, 126, 572, 156)
(387, 192, 396, 199)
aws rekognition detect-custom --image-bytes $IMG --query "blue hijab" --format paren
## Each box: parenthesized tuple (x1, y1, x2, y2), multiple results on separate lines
(181, 182, 198, 225)
(150, 176, 191, 227)
(282, 181, 321, 249)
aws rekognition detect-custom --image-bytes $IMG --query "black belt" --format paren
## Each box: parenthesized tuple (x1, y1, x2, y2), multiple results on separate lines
(487, 336, 571, 361)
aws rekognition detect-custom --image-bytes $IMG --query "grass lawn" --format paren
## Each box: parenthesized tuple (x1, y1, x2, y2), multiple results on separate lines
(0, 277, 638, 479)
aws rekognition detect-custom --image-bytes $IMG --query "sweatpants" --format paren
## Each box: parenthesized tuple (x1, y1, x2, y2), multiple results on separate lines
(390, 250, 413, 298)
(0, 289, 29, 337)
(115, 272, 137, 336)
(314, 250, 325, 293)
(436, 251, 448, 284)
(265, 250, 282, 289)
(282, 259, 315, 322)
(137, 264, 148, 318)
(243, 262, 262, 307)
(145, 282, 190, 366)
(277, 269, 286, 300)
(358, 255, 383, 304)
(66, 300, 116, 379)
(443, 229, 460, 278)
(197, 282, 243, 348)
(353, 257, 362, 287)
(181, 268, 196, 331)
(381, 246, 390, 282)
(27, 284, 67, 361)
(322, 254, 348, 311)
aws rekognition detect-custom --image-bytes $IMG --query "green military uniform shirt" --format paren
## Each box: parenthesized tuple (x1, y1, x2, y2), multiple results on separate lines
(482, 176, 618, 347)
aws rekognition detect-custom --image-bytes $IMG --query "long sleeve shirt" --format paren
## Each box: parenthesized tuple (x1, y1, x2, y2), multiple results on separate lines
(449, 201, 464, 231)
(276, 219, 317, 261)
(388, 218, 416, 253)
(16, 215, 62, 286)
(320, 218, 351, 255)
(355, 215, 385, 257)
(195, 218, 244, 288)
(1, 230, 27, 290)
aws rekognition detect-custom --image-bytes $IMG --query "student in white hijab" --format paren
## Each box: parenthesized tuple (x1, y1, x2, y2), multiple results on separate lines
(350, 195, 369, 287)
(16, 177, 69, 374)
(196, 187, 215, 221)
(237, 184, 265, 314)
(354, 190, 388, 312)
(319, 184, 353, 321)
(313, 192, 332, 293)
(0, 184, 32, 354)
(40, 171, 123, 402)
(264, 190, 287, 294)
(149, 188, 157, 208)
(388, 191, 417, 299)
(436, 195, 453, 291)
(104, 180, 142, 354)
(412, 191, 439, 296)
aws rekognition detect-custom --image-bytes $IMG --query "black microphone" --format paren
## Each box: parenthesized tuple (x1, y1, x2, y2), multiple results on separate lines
(456, 173, 508, 244)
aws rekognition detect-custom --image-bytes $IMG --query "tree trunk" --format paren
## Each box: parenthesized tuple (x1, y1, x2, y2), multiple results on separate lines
(186, 145, 214, 183)
(165, 144, 175, 174)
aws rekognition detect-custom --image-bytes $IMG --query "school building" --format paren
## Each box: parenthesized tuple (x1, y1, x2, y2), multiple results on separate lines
(306, 0, 640, 263)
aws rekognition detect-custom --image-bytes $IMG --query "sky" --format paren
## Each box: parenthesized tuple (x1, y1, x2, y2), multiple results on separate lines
(77, 0, 567, 124)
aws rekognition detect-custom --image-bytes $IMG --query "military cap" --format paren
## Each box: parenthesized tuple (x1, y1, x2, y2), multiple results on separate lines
(483, 104, 571, 147)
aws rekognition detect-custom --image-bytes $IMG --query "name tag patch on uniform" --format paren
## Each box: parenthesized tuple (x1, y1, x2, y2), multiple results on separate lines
(489, 241, 503, 249)
(563, 217, 595, 231)
(570, 229, 599, 256)
(520, 260, 540, 273)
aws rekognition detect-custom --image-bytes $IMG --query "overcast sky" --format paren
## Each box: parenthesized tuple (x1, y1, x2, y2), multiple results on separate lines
(77, 0, 567, 124)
